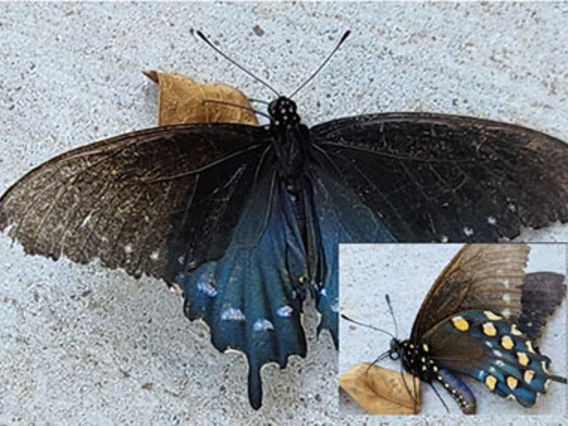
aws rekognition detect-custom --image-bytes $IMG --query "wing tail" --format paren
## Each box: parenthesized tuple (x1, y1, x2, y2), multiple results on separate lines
(178, 172, 308, 408)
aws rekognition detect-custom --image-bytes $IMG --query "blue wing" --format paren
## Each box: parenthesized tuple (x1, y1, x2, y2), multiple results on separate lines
(176, 169, 309, 409)
(306, 165, 396, 345)
(426, 309, 566, 408)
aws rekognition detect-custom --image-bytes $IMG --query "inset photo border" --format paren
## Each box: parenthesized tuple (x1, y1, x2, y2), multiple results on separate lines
(339, 243, 567, 417)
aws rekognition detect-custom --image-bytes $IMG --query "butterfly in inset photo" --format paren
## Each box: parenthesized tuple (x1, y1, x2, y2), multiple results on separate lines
(339, 243, 566, 415)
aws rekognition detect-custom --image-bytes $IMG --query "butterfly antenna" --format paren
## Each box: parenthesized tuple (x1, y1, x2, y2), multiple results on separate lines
(341, 313, 395, 338)
(196, 31, 281, 97)
(429, 382, 451, 413)
(385, 294, 399, 338)
(289, 30, 351, 99)
(365, 349, 392, 374)
(201, 99, 271, 120)
(248, 98, 270, 105)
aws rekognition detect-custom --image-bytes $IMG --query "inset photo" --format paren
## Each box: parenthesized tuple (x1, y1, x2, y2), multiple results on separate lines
(339, 243, 566, 416)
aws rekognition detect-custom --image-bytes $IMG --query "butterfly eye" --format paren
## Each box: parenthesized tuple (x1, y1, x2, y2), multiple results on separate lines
(389, 351, 400, 361)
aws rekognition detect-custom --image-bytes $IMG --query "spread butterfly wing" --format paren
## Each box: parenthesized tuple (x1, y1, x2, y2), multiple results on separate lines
(311, 113, 568, 244)
(0, 126, 312, 410)
(0, 124, 271, 281)
(409, 244, 530, 340)
(178, 170, 309, 410)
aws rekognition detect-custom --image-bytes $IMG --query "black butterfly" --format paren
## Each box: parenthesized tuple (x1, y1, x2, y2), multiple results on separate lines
(2, 32, 568, 409)
(372, 244, 566, 414)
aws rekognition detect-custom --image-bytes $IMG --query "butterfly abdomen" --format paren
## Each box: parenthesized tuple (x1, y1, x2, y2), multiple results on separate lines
(397, 339, 478, 413)
(436, 368, 476, 414)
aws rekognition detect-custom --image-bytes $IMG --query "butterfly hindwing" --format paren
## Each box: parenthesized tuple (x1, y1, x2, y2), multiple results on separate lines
(425, 309, 566, 408)
(178, 170, 308, 409)
(313, 113, 568, 243)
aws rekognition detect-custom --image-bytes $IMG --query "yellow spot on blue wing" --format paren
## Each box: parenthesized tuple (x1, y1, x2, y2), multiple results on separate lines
(500, 335, 514, 350)
(485, 375, 497, 391)
(517, 352, 529, 366)
(451, 316, 470, 331)
(507, 376, 518, 389)
(482, 322, 497, 337)
(524, 370, 535, 384)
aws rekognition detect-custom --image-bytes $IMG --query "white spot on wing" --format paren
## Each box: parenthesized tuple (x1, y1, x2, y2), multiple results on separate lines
(124, 243, 133, 254)
(221, 307, 245, 321)
(502, 293, 511, 304)
(276, 305, 293, 317)
(487, 216, 497, 225)
(197, 280, 218, 298)
(492, 349, 503, 358)
(150, 250, 160, 261)
(463, 226, 474, 237)
(253, 319, 274, 331)
(330, 299, 339, 313)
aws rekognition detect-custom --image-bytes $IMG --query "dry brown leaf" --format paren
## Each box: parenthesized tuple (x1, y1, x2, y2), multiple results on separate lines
(339, 363, 421, 415)
(143, 70, 259, 126)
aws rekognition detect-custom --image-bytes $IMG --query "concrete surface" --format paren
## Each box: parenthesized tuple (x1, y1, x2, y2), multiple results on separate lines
(1, 2, 568, 425)
(339, 244, 566, 422)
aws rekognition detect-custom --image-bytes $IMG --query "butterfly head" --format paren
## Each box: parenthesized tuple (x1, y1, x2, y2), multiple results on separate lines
(268, 97, 301, 128)
(388, 338, 403, 360)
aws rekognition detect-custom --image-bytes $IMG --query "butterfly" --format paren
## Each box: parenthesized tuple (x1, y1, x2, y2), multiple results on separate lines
(2, 31, 568, 409)
(340, 244, 566, 414)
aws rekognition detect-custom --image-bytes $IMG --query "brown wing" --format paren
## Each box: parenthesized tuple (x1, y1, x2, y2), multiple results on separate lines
(0, 124, 271, 281)
(519, 272, 567, 341)
(410, 244, 529, 340)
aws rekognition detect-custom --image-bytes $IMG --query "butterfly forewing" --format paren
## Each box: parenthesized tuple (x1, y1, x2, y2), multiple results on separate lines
(0, 124, 271, 281)
(312, 113, 568, 243)
(410, 244, 529, 340)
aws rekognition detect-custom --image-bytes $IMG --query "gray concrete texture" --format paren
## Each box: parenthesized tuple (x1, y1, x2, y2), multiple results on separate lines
(339, 244, 566, 421)
(0, 2, 567, 425)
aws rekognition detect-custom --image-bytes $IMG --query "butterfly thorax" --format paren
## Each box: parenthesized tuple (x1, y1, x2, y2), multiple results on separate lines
(391, 338, 440, 383)
(268, 97, 310, 192)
